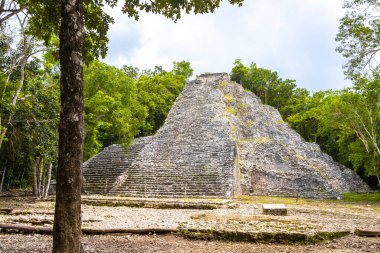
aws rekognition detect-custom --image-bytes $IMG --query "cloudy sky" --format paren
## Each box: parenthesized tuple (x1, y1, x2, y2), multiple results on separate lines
(104, 0, 350, 92)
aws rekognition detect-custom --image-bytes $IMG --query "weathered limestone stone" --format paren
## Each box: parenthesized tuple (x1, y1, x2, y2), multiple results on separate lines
(83, 73, 370, 199)
(262, 204, 287, 216)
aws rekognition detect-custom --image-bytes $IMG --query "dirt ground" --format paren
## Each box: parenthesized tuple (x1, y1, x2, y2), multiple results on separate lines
(0, 233, 379, 253)
(0, 192, 379, 252)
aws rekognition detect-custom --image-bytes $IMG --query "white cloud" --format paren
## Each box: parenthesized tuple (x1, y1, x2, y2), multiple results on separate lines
(104, 0, 350, 91)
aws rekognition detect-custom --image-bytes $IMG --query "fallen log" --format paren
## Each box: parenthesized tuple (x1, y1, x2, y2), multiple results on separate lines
(355, 229, 380, 237)
(82, 227, 177, 235)
(11, 211, 54, 215)
(0, 208, 13, 214)
(0, 223, 177, 235)
(0, 223, 52, 234)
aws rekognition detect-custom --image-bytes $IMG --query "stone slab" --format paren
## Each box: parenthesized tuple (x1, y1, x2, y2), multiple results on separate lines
(262, 204, 287, 216)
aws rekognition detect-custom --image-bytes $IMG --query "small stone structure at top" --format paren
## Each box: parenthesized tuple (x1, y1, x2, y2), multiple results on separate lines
(83, 73, 369, 199)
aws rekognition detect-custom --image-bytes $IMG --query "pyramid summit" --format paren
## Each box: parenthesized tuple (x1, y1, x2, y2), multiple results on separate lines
(83, 73, 369, 199)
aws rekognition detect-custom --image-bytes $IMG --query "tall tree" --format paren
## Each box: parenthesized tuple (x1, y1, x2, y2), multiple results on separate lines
(336, 0, 380, 79)
(52, 0, 84, 252)
(51, 1, 245, 252)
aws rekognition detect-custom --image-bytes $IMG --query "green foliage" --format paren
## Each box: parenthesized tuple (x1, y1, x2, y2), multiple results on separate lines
(122, 65, 139, 80)
(82, 61, 190, 158)
(121, 0, 244, 21)
(287, 83, 380, 186)
(136, 63, 188, 136)
(0, 59, 60, 188)
(26, 0, 114, 63)
(172, 60, 193, 78)
(230, 59, 309, 119)
(1, 57, 190, 187)
(336, 0, 380, 78)
(83, 61, 147, 159)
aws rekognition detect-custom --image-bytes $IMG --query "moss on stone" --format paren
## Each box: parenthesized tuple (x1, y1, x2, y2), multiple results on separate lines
(179, 228, 349, 244)
(238, 103, 249, 109)
(226, 106, 237, 115)
(224, 94, 234, 103)
(241, 120, 255, 127)
(82, 199, 220, 209)
(239, 137, 271, 144)
(219, 81, 228, 87)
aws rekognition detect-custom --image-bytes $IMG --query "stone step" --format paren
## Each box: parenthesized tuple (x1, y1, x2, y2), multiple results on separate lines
(83, 141, 150, 195)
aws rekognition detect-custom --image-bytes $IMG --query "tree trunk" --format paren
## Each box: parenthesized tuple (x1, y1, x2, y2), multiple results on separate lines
(0, 167, 6, 192)
(37, 157, 44, 198)
(32, 157, 41, 197)
(53, 0, 84, 252)
(44, 163, 52, 198)
(41, 170, 45, 198)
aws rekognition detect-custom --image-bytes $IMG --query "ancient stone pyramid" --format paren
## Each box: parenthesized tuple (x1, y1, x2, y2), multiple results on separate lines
(83, 73, 369, 199)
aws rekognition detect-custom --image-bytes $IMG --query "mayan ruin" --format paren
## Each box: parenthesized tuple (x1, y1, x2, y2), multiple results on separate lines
(82, 73, 369, 199)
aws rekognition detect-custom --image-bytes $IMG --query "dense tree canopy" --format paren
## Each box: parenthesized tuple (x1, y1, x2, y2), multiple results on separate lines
(83, 61, 190, 159)
(83, 61, 145, 159)
(231, 59, 309, 119)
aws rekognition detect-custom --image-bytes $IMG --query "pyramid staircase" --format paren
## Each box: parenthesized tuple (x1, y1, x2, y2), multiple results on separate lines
(83, 138, 149, 194)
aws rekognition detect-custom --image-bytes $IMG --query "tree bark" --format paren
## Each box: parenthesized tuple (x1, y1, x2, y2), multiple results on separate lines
(53, 0, 84, 252)
(37, 157, 44, 198)
(44, 163, 52, 198)
(32, 157, 41, 197)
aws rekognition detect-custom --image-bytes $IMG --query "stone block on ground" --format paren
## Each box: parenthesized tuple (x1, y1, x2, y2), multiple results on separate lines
(262, 204, 287, 216)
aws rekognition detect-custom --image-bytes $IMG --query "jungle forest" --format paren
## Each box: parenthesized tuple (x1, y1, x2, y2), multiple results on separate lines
(1, 0, 379, 192)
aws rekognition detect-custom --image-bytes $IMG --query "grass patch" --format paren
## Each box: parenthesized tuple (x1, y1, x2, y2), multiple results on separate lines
(236, 195, 306, 205)
(342, 192, 380, 203)
(179, 228, 348, 244)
